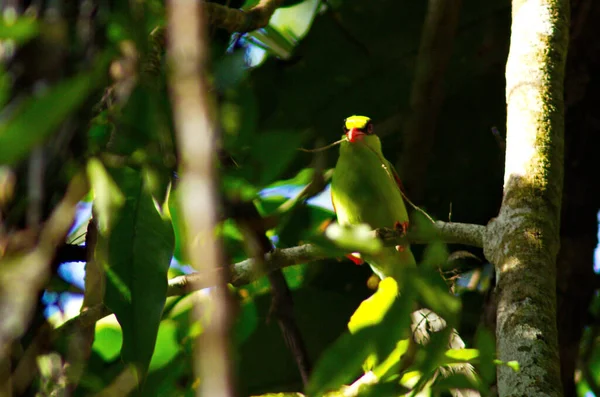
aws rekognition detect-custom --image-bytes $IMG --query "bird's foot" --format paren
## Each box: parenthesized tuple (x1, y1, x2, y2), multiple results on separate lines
(394, 220, 409, 235)
(394, 221, 409, 252)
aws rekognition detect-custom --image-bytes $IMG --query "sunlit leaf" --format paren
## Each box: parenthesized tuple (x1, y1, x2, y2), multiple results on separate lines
(148, 319, 180, 372)
(168, 188, 188, 262)
(348, 277, 398, 334)
(445, 348, 480, 362)
(92, 317, 123, 362)
(494, 359, 520, 372)
(371, 338, 410, 379)
(325, 223, 382, 255)
(87, 158, 125, 234)
(0, 16, 38, 43)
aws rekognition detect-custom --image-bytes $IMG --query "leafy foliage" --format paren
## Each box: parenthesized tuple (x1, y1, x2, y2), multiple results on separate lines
(1, 0, 593, 396)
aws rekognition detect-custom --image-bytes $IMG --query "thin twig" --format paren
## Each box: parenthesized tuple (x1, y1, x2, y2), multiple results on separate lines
(233, 202, 311, 385)
(298, 138, 345, 153)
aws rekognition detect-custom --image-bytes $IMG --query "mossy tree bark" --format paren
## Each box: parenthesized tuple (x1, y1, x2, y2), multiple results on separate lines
(483, 0, 570, 396)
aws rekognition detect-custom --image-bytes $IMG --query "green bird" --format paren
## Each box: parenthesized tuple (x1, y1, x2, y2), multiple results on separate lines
(331, 115, 415, 281)
(331, 115, 480, 397)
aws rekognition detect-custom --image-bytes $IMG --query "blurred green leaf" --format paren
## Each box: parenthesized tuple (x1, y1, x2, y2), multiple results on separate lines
(92, 318, 123, 362)
(222, 174, 259, 201)
(221, 83, 258, 153)
(0, 15, 38, 43)
(306, 328, 374, 396)
(371, 338, 410, 379)
(248, 130, 307, 186)
(475, 327, 496, 383)
(494, 359, 520, 372)
(88, 112, 114, 153)
(271, 0, 321, 45)
(149, 319, 180, 372)
(246, 26, 295, 59)
(324, 223, 382, 255)
(357, 381, 411, 397)
(431, 372, 482, 394)
(444, 348, 480, 362)
(265, 168, 315, 189)
(420, 240, 449, 269)
(87, 158, 125, 234)
(214, 50, 249, 91)
(276, 203, 325, 247)
(0, 72, 98, 165)
(413, 267, 460, 323)
(308, 280, 416, 395)
(234, 299, 259, 345)
(103, 167, 175, 384)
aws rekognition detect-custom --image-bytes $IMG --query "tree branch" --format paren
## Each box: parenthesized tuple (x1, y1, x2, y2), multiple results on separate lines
(205, 0, 284, 33)
(0, 173, 89, 372)
(55, 220, 485, 334)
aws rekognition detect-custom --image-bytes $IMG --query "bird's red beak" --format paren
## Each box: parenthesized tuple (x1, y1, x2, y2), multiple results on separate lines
(346, 128, 365, 143)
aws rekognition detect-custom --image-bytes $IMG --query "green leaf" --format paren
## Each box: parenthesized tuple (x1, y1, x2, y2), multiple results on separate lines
(444, 348, 480, 362)
(103, 167, 175, 385)
(357, 381, 411, 397)
(233, 299, 259, 345)
(420, 240, 449, 269)
(494, 359, 520, 372)
(431, 372, 482, 394)
(87, 158, 125, 234)
(0, 70, 100, 165)
(308, 280, 416, 395)
(306, 328, 375, 396)
(265, 168, 315, 189)
(348, 277, 398, 334)
(92, 318, 123, 362)
(214, 50, 249, 91)
(248, 130, 307, 186)
(246, 26, 295, 60)
(475, 327, 496, 383)
(0, 15, 38, 43)
(148, 320, 180, 372)
(324, 223, 382, 255)
(413, 268, 461, 323)
(371, 339, 410, 379)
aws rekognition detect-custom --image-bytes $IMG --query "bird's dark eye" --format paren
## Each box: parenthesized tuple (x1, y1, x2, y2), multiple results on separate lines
(342, 119, 348, 132)
(366, 122, 374, 134)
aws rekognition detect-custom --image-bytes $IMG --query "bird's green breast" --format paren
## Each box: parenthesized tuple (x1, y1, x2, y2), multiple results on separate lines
(331, 141, 408, 230)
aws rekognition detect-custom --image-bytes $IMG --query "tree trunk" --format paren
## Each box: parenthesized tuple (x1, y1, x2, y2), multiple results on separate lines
(483, 1, 570, 396)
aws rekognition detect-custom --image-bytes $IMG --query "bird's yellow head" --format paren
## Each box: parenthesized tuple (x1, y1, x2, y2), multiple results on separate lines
(343, 115, 374, 143)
